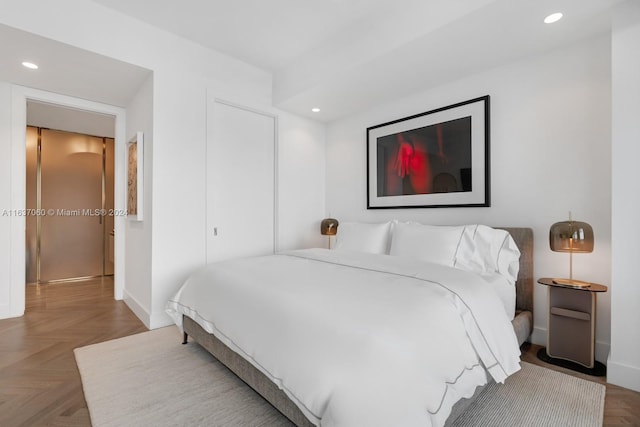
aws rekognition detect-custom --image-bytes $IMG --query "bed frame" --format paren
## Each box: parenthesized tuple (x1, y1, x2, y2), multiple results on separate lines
(498, 227, 534, 346)
(182, 227, 534, 427)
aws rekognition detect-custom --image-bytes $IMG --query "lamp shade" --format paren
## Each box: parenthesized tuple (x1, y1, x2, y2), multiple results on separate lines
(549, 220, 594, 253)
(320, 218, 339, 236)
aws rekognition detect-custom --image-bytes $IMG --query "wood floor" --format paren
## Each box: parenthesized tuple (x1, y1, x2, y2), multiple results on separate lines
(1, 279, 639, 426)
(0, 278, 148, 427)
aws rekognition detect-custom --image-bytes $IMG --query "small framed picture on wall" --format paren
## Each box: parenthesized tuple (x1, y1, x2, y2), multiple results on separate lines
(127, 131, 144, 221)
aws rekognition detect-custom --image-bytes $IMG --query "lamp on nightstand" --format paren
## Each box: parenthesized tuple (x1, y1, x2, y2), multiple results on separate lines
(549, 213, 594, 287)
(320, 218, 339, 249)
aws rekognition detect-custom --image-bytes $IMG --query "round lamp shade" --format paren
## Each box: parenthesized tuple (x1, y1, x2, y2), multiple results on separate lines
(549, 220, 594, 253)
(320, 218, 339, 236)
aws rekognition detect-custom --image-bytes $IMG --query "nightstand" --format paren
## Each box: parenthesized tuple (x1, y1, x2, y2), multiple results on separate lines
(537, 277, 607, 376)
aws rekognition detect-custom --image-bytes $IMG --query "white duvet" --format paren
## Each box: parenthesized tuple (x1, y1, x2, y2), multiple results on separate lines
(166, 249, 521, 427)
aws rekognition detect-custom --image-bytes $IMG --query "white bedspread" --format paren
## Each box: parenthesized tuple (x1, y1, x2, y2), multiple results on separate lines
(166, 249, 521, 427)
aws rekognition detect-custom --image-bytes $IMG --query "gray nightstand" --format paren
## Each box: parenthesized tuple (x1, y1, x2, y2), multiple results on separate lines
(536, 277, 607, 376)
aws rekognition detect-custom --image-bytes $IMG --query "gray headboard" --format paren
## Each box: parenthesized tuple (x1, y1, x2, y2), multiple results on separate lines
(497, 227, 533, 314)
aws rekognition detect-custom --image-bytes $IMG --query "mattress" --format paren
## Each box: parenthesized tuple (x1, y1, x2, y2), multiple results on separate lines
(167, 248, 521, 427)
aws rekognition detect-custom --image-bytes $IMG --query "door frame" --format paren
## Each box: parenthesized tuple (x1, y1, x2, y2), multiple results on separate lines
(9, 85, 126, 316)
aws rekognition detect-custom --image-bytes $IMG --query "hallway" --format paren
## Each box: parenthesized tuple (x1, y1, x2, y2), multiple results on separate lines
(0, 278, 147, 426)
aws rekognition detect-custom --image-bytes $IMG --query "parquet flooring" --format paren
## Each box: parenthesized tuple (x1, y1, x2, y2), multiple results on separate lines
(0, 277, 147, 427)
(1, 279, 639, 426)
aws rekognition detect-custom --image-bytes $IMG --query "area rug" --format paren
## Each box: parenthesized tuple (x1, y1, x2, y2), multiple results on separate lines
(451, 360, 605, 427)
(75, 327, 605, 427)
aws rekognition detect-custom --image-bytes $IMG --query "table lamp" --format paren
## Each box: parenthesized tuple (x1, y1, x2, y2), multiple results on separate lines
(320, 218, 339, 249)
(549, 213, 594, 287)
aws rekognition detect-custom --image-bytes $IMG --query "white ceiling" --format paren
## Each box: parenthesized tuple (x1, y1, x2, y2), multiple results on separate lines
(90, 0, 410, 72)
(0, 23, 151, 108)
(0, 0, 623, 123)
(88, 0, 623, 122)
(27, 101, 116, 138)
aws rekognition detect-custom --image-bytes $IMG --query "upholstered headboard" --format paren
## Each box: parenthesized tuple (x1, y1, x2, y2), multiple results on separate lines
(497, 227, 533, 314)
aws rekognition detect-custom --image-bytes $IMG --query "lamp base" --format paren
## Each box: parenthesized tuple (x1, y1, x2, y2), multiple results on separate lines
(551, 278, 591, 288)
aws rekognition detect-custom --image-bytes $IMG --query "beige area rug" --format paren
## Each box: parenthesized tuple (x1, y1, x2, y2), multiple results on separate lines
(75, 327, 605, 427)
(451, 361, 605, 427)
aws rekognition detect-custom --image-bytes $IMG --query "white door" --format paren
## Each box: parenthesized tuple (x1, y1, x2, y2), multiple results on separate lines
(206, 99, 276, 263)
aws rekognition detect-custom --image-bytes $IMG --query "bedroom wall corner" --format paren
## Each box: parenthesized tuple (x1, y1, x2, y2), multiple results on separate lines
(609, 0, 640, 393)
(276, 111, 327, 251)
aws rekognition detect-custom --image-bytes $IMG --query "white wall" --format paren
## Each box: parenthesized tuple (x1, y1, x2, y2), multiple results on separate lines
(0, 0, 326, 328)
(609, 0, 640, 392)
(123, 74, 154, 326)
(326, 35, 612, 361)
(277, 111, 327, 251)
(0, 82, 13, 318)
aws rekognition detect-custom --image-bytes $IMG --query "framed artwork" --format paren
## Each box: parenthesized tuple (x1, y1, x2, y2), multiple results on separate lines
(366, 96, 490, 209)
(127, 132, 144, 221)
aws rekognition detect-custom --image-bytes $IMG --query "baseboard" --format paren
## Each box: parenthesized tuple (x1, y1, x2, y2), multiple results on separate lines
(0, 303, 23, 320)
(0, 304, 10, 320)
(530, 326, 546, 347)
(123, 289, 151, 329)
(149, 311, 174, 330)
(607, 357, 640, 392)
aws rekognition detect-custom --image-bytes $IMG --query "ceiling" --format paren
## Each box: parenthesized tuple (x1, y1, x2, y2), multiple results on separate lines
(87, 0, 622, 122)
(27, 101, 116, 138)
(1, 0, 623, 123)
(0, 23, 151, 108)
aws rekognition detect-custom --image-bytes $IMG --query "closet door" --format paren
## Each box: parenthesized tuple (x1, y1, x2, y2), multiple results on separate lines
(206, 100, 275, 263)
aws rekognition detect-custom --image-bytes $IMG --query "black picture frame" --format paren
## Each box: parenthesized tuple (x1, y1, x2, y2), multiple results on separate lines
(366, 95, 490, 209)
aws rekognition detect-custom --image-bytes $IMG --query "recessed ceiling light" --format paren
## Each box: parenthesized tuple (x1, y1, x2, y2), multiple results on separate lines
(22, 61, 39, 69)
(311, 108, 320, 113)
(544, 12, 563, 24)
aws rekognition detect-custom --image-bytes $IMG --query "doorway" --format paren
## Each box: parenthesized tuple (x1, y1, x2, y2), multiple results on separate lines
(6, 87, 130, 320)
(25, 126, 115, 284)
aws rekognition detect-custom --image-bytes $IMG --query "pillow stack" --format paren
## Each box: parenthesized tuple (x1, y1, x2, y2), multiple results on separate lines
(333, 221, 520, 284)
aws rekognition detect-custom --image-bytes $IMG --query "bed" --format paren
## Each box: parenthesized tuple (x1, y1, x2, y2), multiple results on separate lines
(167, 224, 533, 427)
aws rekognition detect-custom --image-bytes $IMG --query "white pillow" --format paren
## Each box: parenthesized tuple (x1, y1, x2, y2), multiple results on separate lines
(454, 224, 520, 284)
(389, 222, 465, 267)
(334, 222, 391, 254)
